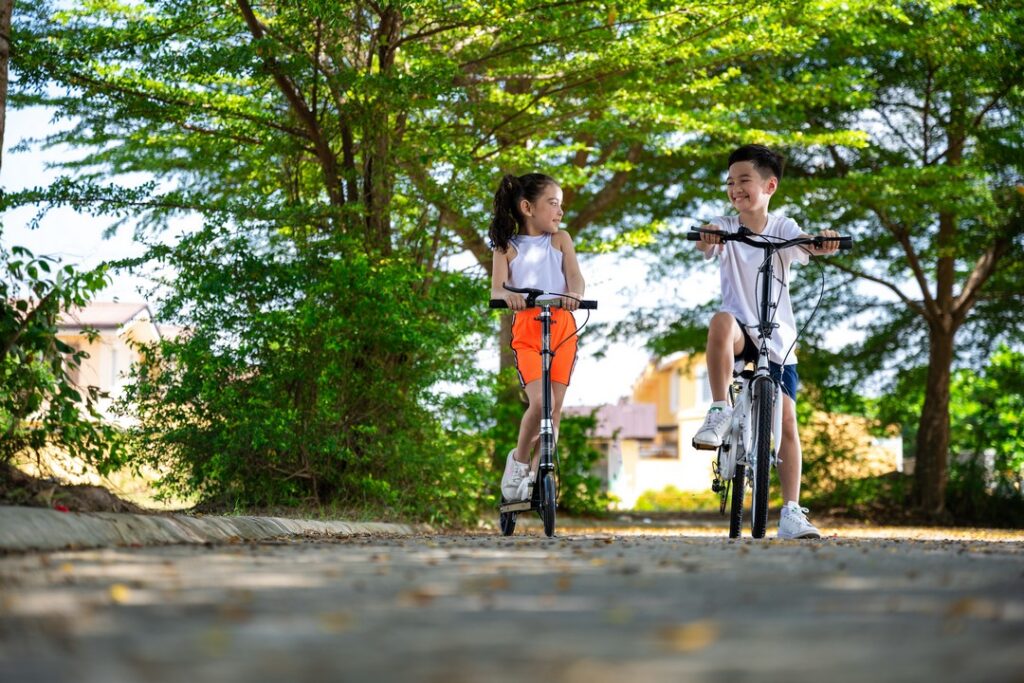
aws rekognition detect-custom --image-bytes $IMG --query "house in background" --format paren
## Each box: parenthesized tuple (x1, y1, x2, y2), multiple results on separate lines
(575, 351, 903, 509)
(57, 302, 162, 420)
(563, 401, 657, 509)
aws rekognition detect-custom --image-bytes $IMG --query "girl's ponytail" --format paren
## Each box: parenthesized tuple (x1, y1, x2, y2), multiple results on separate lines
(489, 174, 521, 252)
(488, 172, 557, 252)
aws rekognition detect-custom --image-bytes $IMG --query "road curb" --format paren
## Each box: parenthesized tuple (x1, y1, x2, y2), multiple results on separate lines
(0, 505, 423, 552)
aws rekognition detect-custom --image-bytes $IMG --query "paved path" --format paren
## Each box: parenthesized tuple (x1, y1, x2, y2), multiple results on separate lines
(2, 521, 1022, 683)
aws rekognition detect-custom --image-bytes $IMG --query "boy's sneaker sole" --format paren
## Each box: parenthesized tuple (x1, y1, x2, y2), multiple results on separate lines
(691, 438, 720, 451)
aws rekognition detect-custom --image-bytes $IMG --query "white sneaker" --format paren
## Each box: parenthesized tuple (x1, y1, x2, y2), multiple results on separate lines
(516, 471, 536, 502)
(777, 502, 821, 539)
(501, 450, 531, 501)
(692, 405, 733, 450)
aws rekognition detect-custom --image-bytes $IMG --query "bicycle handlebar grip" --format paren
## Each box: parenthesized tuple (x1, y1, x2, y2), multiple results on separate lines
(686, 230, 702, 241)
(839, 236, 853, 250)
(489, 299, 509, 309)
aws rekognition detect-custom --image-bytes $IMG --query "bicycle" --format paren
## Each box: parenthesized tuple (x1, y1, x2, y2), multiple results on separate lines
(490, 283, 597, 538)
(687, 226, 852, 539)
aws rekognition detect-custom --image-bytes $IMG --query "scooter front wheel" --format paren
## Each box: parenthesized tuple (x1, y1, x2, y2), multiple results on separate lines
(540, 473, 557, 538)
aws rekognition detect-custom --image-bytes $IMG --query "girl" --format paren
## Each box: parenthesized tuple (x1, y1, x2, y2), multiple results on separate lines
(489, 173, 586, 502)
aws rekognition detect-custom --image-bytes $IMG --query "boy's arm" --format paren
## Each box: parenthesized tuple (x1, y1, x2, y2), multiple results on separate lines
(554, 231, 585, 312)
(491, 248, 526, 310)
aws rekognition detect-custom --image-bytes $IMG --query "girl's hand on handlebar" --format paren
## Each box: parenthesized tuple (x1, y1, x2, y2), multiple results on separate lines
(503, 292, 527, 311)
(561, 292, 582, 312)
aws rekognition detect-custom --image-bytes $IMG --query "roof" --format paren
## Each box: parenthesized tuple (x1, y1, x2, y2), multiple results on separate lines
(58, 302, 152, 330)
(563, 402, 657, 440)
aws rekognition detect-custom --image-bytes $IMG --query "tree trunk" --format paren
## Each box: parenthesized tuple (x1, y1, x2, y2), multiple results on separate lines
(914, 323, 955, 516)
(0, 0, 13, 172)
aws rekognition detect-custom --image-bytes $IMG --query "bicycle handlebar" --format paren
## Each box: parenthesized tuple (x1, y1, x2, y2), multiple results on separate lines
(687, 227, 853, 251)
(490, 284, 598, 310)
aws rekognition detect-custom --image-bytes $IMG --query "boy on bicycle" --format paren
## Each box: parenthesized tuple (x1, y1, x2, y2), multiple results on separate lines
(692, 144, 839, 539)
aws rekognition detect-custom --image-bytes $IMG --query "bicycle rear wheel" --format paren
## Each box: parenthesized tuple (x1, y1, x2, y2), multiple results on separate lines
(750, 381, 774, 539)
(729, 463, 745, 539)
(540, 472, 556, 538)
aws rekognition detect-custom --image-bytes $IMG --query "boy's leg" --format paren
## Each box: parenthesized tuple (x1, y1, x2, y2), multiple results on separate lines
(706, 312, 747, 400)
(693, 312, 747, 449)
(776, 382, 820, 539)
(777, 392, 801, 503)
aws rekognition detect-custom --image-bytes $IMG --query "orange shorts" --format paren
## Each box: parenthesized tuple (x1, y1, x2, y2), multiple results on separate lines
(510, 307, 578, 387)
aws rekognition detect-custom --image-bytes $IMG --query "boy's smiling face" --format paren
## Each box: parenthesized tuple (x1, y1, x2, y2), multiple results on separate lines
(726, 161, 778, 213)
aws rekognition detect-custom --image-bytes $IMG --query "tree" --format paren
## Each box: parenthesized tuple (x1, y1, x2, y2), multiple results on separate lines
(781, 1, 1024, 515)
(621, 1, 1023, 518)
(10, 0, 887, 513)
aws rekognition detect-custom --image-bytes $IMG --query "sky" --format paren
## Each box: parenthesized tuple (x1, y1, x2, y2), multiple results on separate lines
(2, 105, 709, 407)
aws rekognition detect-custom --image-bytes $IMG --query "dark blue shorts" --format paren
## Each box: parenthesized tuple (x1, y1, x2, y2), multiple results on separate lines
(737, 328, 799, 401)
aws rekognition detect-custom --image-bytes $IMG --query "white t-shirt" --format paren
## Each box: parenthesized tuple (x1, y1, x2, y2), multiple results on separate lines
(704, 214, 809, 366)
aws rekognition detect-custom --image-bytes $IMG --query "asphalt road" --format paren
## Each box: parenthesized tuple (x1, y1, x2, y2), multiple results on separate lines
(2, 522, 1022, 683)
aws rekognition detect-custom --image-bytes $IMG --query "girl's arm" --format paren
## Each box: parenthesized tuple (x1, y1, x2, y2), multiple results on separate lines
(491, 247, 526, 310)
(554, 231, 585, 312)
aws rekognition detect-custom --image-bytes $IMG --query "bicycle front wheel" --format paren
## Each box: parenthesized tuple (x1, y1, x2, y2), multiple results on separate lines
(729, 463, 745, 539)
(541, 472, 557, 538)
(750, 381, 775, 539)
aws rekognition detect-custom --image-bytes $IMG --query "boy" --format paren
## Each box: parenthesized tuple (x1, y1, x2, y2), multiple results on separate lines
(692, 144, 839, 539)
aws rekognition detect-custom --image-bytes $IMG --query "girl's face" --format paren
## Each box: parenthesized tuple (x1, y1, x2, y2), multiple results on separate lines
(519, 183, 563, 234)
(726, 161, 777, 213)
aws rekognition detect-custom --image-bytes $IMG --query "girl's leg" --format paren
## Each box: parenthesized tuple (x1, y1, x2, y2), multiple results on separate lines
(706, 312, 747, 401)
(514, 380, 543, 465)
(777, 393, 801, 503)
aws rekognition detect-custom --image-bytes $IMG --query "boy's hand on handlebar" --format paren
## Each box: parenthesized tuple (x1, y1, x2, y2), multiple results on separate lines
(561, 292, 582, 312)
(698, 224, 725, 253)
(810, 229, 840, 255)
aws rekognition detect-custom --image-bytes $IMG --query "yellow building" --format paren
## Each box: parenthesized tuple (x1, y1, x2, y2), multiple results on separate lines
(624, 351, 902, 506)
(57, 302, 163, 421)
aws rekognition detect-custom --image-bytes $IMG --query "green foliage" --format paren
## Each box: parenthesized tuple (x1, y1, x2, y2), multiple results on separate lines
(118, 227, 493, 524)
(0, 239, 119, 470)
(555, 412, 613, 516)
(634, 485, 721, 513)
(944, 346, 1024, 525)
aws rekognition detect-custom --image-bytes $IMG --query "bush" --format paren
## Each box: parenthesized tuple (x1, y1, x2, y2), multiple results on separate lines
(1, 242, 118, 475)
(118, 228, 492, 525)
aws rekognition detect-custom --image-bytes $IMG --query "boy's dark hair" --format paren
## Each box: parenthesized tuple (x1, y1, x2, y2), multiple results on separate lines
(728, 144, 784, 181)
(489, 172, 557, 252)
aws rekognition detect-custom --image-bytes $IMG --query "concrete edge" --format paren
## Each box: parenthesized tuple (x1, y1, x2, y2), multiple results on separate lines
(0, 506, 428, 552)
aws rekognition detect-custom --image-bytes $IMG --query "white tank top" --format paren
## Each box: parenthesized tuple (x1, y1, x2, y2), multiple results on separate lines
(507, 233, 566, 301)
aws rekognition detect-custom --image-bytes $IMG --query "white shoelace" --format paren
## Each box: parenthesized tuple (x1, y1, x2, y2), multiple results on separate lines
(515, 472, 535, 501)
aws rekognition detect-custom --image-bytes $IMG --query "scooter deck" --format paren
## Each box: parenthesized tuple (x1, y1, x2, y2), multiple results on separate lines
(499, 500, 533, 513)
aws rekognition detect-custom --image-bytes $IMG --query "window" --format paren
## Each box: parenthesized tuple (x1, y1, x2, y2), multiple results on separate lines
(109, 347, 119, 388)
(696, 365, 713, 406)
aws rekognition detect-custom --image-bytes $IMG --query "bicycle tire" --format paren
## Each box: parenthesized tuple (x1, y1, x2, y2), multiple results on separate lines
(729, 463, 745, 539)
(751, 380, 774, 539)
(499, 511, 517, 536)
(541, 473, 556, 538)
